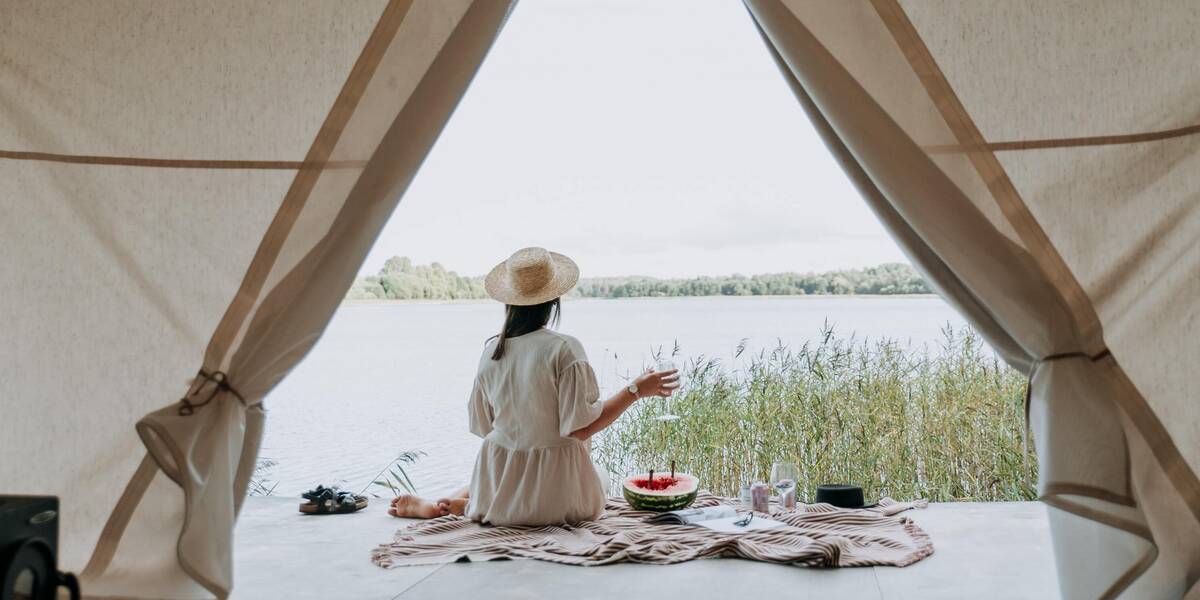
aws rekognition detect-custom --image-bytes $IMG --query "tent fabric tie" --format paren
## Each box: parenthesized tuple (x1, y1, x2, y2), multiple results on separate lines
(178, 369, 246, 416)
(1021, 348, 1113, 486)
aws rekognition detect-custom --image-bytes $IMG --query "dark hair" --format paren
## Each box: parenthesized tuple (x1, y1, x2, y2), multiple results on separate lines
(489, 298, 560, 360)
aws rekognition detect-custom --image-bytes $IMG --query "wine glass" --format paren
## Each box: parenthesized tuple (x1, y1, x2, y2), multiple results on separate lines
(654, 359, 680, 422)
(771, 461, 799, 510)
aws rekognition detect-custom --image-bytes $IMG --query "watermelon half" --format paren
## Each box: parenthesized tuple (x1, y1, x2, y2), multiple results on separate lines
(622, 473, 699, 511)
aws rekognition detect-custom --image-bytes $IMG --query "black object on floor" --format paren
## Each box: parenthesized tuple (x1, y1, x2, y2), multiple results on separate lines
(1, 495, 80, 600)
(814, 485, 878, 509)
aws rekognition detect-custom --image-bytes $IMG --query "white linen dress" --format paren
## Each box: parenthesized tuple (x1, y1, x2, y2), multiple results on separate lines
(466, 328, 607, 526)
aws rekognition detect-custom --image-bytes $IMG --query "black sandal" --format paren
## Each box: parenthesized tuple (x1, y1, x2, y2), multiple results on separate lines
(299, 485, 368, 515)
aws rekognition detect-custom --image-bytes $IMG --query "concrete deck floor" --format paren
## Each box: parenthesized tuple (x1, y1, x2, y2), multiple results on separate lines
(232, 496, 1059, 599)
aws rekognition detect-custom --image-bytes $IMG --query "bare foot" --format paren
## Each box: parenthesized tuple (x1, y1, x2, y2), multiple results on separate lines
(388, 495, 446, 519)
(436, 497, 469, 516)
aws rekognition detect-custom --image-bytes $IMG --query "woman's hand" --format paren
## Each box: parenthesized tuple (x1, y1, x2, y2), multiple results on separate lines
(634, 368, 681, 398)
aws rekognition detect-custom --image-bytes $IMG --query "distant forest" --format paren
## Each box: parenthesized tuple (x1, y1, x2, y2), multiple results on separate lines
(346, 257, 931, 301)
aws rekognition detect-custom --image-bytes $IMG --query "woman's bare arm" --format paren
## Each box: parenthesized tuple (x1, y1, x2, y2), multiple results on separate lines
(569, 369, 678, 440)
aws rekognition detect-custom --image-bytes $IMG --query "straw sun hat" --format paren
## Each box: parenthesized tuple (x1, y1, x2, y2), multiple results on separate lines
(484, 247, 579, 306)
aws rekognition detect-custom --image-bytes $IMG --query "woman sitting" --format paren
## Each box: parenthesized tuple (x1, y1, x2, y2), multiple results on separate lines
(390, 247, 678, 525)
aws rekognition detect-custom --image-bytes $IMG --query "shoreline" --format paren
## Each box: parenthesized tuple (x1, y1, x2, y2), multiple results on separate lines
(341, 294, 941, 306)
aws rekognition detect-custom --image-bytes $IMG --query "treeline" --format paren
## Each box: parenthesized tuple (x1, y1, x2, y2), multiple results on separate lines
(575, 263, 929, 298)
(346, 256, 487, 300)
(346, 257, 930, 301)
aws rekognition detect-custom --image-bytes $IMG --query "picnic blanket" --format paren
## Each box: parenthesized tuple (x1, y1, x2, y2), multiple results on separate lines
(371, 492, 933, 569)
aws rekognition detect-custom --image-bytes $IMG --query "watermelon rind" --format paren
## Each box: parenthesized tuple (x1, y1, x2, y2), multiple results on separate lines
(622, 474, 698, 512)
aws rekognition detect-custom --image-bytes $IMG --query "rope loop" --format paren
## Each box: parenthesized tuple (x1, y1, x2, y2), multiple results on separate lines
(178, 369, 246, 416)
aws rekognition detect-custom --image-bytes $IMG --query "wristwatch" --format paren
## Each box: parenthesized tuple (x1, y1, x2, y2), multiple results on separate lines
(626, 382, 639, 398)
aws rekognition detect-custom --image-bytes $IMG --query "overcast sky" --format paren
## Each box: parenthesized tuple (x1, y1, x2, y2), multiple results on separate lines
(361, 0, 907, 278)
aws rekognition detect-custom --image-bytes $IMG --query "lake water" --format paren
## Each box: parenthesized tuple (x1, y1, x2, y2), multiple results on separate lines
(260, 296, 968, 498)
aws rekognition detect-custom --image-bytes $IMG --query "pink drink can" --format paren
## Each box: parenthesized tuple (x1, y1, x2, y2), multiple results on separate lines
(750, 483, 770, 513)
(780, 486, 797, 510)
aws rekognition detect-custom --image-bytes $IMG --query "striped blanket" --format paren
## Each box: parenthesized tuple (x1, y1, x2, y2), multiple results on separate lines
(371, 493, 933, 569)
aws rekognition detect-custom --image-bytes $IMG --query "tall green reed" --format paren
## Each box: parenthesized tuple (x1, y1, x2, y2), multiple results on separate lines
(594, 325, 1035, 502)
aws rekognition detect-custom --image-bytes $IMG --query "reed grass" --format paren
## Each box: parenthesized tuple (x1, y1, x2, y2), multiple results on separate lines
(593, 325, 1036, 502)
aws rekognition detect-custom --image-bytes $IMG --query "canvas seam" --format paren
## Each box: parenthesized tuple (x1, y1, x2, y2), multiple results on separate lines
(867, 0, 1105, 354)
(201, 0, 416, 372)
(79, 454, 158, 581)
(0, 149, 368, 169)
(923, 122, 1200, 154)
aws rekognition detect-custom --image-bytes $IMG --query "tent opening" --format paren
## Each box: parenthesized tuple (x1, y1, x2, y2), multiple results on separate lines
(254, 0, 1031, 509)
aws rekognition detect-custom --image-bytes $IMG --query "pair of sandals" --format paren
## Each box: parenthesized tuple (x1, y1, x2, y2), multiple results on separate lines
(298, 485, 368, 515)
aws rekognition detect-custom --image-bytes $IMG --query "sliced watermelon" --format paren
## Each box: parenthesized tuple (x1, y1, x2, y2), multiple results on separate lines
(622, 473, 698, 512)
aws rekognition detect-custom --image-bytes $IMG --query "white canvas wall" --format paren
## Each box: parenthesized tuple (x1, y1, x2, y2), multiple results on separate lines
(1, 1, 515, 597)
(746, 0, 1200, 597)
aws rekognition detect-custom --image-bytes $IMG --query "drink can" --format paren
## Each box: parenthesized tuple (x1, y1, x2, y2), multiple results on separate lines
(739, 484, 753, 508)
(780, 486, 797, 510)
(750, 482, 770, 513)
